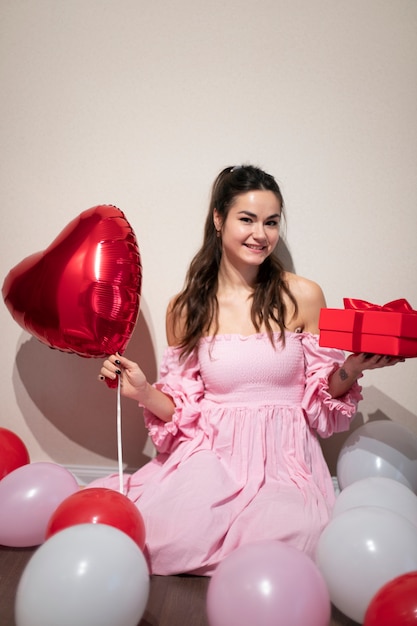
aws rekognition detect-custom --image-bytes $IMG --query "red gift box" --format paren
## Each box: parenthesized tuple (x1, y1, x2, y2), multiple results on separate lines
(319, 298, 417, 357)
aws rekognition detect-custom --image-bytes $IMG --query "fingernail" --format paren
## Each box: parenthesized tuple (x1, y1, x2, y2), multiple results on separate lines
(98, 375, 105, 381)
(115, 369, 122, 375)
(115, 359, 121, 365)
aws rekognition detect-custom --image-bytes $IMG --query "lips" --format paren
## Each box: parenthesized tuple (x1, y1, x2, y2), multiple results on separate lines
(244, 244, 266, 251)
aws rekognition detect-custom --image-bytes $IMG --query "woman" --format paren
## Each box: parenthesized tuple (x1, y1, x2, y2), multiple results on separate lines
(95, 164, 402, 575)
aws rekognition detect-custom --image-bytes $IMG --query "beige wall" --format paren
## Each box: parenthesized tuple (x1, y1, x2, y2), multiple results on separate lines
(1, 1, 416, 476)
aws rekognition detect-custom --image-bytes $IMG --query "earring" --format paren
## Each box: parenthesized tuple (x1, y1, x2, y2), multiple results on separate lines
(216, 230, 221, 238)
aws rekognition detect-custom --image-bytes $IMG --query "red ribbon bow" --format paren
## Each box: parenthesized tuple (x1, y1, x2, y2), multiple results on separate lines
(343, 298, 415, 314)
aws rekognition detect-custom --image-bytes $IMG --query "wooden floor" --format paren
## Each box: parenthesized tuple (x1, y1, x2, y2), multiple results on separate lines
(0, 545, 360, 626)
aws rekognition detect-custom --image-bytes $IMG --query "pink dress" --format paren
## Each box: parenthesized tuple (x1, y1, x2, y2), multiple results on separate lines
(90, 331, 361, 575)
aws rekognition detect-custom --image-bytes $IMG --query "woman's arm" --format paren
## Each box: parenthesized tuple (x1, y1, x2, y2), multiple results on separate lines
(328, 352, 404, 398)
(286, 273, 405, 398)
(100, 354, 175, 422)
(98, 301, 183, 423)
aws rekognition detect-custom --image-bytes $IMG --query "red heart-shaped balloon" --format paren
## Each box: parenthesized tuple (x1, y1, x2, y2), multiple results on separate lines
(2, 205, 141, 357)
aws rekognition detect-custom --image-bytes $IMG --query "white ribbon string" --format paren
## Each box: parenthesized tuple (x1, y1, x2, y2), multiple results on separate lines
(116, 375, 124, 495)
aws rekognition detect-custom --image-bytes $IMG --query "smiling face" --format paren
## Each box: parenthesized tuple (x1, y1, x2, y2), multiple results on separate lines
(214, 190, 281, 271)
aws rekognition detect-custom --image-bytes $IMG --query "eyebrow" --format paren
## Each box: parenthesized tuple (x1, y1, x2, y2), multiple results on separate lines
(237, 210, 281, 219)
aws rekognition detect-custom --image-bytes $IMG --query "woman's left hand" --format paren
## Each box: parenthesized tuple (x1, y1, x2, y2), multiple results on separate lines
(346, 352, 406, 375)
(328, 352, 405, 398)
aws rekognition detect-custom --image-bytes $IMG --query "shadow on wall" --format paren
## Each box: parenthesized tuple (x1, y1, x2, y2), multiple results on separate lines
(13, 310, 157, 470)
(275, 238, 295, 273)
(274, 237, 417, 477)
(7, 241, 293, 472)
(320, 385, 417, 476)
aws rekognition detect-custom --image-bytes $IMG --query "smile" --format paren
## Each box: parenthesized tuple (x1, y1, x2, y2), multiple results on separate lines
(245, 244, 266, 251)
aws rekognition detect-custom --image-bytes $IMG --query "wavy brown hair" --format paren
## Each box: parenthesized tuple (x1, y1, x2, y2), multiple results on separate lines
(171, 165, 298, 356)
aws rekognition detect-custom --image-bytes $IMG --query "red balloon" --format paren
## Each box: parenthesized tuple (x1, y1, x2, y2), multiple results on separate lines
(364, 571, 417, 626)
(2, 205, 141, 357)
(0, 427, 30, 479)
(45, 487, 146, 550)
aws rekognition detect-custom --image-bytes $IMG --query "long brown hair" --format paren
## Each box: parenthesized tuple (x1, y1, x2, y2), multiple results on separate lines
(171, 165, 297, 356)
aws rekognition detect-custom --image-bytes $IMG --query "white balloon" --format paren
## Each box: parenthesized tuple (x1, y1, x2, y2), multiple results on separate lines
(337, 420, 417, 493)
(316, 506, 417, 623)
(15, 523, 149, 626)
(333, 477, 417, 526)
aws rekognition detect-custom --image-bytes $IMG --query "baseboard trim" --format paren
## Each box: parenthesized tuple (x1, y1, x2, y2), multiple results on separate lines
(64, 464, 134, 486)
(65, 463, 341, 494)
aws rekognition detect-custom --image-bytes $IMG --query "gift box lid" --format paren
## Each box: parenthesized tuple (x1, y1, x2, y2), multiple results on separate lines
(319, 298, 417, 339)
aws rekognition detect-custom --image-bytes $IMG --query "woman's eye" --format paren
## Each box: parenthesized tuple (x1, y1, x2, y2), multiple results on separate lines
(239, 217, 252, 223)
(266, 220, 279, 227)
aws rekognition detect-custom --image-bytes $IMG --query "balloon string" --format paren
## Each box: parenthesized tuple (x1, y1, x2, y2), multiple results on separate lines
(116, 376, 124, 495)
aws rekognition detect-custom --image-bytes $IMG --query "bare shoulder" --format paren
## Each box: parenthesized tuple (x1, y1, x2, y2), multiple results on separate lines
(165, 294, 185, 347)
(283, 272, 327, 334)
(284, 272, 326, 305)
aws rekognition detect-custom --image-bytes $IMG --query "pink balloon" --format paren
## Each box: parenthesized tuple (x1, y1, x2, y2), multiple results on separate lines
(0, 462, 79, 547)
(207, 541, 330, 626)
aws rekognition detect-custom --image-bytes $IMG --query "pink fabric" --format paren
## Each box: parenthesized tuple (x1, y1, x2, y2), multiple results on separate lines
(89, 331, 361, 575)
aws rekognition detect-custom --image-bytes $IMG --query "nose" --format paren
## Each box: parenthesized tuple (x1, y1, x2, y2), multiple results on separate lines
(252, 222, 267, 241)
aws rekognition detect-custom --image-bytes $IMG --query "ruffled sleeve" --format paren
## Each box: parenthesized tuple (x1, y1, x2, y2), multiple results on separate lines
(300, 332, 362, 438)
(140, 347, 205, 454)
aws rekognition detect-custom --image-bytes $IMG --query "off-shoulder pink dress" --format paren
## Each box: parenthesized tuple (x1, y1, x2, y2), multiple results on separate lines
(90, 331, 361, 575)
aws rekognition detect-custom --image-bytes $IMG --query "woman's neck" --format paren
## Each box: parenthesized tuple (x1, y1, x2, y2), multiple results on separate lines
(216, 259, 258, 296)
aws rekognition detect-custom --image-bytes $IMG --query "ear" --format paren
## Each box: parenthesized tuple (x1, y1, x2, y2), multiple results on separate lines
(213, 208, 222, 232)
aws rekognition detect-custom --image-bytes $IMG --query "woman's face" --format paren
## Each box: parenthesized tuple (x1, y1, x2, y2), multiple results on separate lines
(214, 190, 281, 269)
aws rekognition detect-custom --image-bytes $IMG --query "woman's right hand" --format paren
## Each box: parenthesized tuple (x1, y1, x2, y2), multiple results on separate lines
(99, 354, 149, 402)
